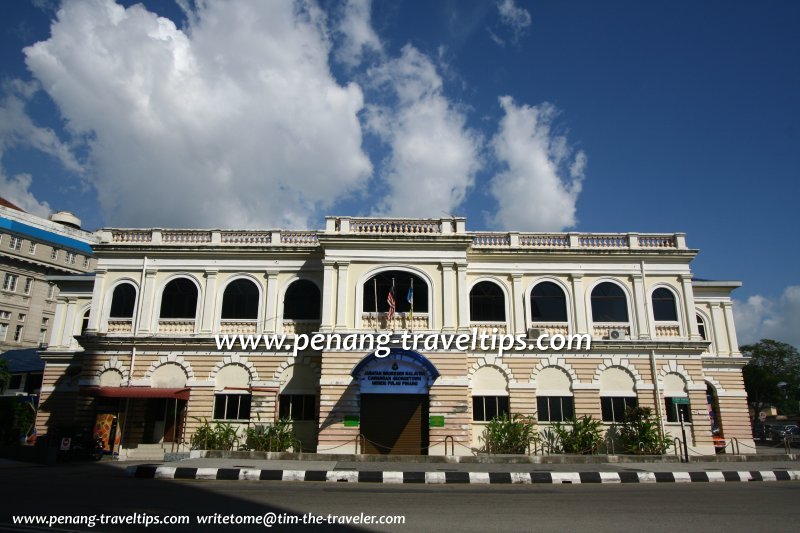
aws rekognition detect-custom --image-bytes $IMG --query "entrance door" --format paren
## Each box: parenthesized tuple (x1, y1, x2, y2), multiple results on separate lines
(361, 394, 428, 455)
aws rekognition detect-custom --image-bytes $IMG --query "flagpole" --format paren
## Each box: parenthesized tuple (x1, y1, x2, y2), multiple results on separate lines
(409, 277, 414, 332)
(392, 278, 396, 332)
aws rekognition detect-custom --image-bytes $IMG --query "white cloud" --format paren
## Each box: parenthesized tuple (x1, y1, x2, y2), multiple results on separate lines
(734, 286, 800, 348)
(488, 96, 585, 231)
(365, 45, 482, 218)
(0, 173, 51, 217)
(23, 0, 372, 228)
(496, 0, 531, 42)
(335, 0, 383, 67)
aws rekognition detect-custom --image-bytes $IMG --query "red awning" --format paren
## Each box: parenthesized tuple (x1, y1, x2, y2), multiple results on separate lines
(81, 387, 191, 400)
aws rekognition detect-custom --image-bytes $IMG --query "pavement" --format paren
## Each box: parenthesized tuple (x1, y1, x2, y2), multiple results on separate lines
(120, 454, 800, 485)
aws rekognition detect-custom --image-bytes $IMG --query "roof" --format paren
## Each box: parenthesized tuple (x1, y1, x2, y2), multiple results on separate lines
(0, 348, 45, 374)
(0, 196, 24, 212)
(0, 215, 94, 254)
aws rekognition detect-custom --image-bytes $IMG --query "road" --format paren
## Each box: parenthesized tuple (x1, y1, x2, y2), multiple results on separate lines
(0, 461, 798, 532)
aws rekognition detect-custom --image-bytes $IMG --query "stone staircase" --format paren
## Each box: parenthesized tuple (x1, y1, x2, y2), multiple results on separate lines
(123, 443, 168, 461)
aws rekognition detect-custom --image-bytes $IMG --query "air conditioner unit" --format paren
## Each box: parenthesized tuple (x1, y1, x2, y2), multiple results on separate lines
(527, 328, 546, 339)
(608, 328, 627, 341)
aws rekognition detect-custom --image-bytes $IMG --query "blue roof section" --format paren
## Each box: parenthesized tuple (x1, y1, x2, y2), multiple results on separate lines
(0, 348, 44, 373)
(0, 216, 93, 254)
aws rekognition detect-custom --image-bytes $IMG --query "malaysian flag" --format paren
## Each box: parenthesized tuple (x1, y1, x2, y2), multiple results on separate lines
(387, 279, 396, 321)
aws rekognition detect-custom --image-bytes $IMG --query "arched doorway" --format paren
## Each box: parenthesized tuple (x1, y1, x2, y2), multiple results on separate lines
(351, 349, 439, 455)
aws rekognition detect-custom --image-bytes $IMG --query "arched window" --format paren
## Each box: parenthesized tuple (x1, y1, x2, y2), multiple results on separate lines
(221, 279, 260, 320)
(696, 314, 707, 340)
(362, 270, 428, 313)
(81, 309, 90, 335)
(591, 282, 629, 323)
(471, 366, 509, 422)
(599, 367, 637, 422)
(284, 280, 321, 320)
(536, 367, 574, 422)
(160, 278, 198, 319)
(652, 288, 678, 322)
(469, 281, 505, 322)
(531, 281, 568, 322)
(109, 283, 136, 318)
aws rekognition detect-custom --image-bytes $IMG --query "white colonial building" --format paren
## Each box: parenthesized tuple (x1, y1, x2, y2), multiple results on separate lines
(36, 216, 752, 459)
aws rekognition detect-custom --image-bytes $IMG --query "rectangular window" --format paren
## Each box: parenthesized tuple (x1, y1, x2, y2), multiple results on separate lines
(83, 256, 90, 268)
(9, 236, 22, 251)
(41, 317, 49, 326)
(50, 248, 59, 260)
(537, 396, 575, 422)
(39, 329, 48, 344)
(279, 394, 316, 421)
(47, 284, 56, 299)
(2, 273, 18, 292)
(0, 323, 7, 341)
(213, 394, 251, 420)
(665, 397, 692, 423)
(29, 242, 37, 254)
(65, 252, 76, 265)
(472, 396, 510, 422)
(23, 278, 32, 295)
(18, 313, 25, 322)
(0, 311, 10, 320)
(13, 324, 23, 342)
(601, 396, 638, 422)
(8, 375, 22, 390)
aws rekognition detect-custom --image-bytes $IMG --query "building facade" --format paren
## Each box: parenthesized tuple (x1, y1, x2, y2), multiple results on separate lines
(0, 201, 97, 353)
(36, 217, 753, 458)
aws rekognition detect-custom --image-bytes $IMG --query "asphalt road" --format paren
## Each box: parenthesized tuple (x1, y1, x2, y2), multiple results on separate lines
(1, 462, 798, 532)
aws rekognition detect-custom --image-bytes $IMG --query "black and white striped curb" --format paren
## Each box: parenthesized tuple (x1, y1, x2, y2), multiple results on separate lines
(126, 466, 800, 484)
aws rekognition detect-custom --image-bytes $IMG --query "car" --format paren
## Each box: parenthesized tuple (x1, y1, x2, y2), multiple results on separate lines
(767, 424, 799, 441)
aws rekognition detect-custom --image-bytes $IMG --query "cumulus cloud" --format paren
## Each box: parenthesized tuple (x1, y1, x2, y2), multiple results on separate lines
(23, 0, 372, 228)
(364, 45, 482, 218)
(488, 96, 585, 231)
(335, 0, 383, 67)
(495, 0, 531, 43)
(0, 173, 51, 217)
(734, 286, 800, 348)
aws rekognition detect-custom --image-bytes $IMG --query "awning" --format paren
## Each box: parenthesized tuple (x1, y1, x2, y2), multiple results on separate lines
(80, 387, 191, 400)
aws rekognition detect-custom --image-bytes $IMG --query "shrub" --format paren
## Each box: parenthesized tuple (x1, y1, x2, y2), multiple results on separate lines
(241, 419, 300, 452)
(546, 416, 605, 454)
(615, 406, 672, 455)
(479, 414, 539, 454)
(190, 419, 239, 450)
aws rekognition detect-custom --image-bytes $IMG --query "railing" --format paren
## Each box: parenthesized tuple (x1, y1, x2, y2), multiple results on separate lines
(655, 323, 681, 338)
(470, 322, 508, 335)
(529, 323, 569, 336)
(157, 319, 196, 334)
(350, 219, 442, 235)
(280, 231, 318, 245)
(282, 320, 321, 335)
(163, 231, 212, 244)
(107, 319, 133, 333)
(111, 230, 151, 243)
(519, 234, 569, 247)
(221, 231, 272, 244)
(472, 233, 510, 247)
(592, 324, 631, 339)
(362, 312, 430, 330)
(220, 320, 258, 334)
(472, 232, 683, 250)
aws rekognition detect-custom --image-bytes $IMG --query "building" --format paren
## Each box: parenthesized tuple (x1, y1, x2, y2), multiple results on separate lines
(0, 199, 98, 353)
(36, 216, 753, 459)
(1, 348, 44, 400)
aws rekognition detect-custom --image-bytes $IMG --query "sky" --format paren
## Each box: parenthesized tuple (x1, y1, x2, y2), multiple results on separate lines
(0, 0, 798, 347)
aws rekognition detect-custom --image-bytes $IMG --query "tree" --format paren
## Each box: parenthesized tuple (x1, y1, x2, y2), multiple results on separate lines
(741, 339, 800, 416)
(0, 360, 10, 393)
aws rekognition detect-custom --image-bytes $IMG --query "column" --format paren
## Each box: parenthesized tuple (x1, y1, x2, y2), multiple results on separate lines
(722, 302, 740, 355)
(61, 297, 77, 347)
(85, 269, 106, 333)
(263, 270, 279, 333)
(511, 273, 525, 334)
(630, 274, 650, 339)
(320, 260, 335, 331)
(569, 274, 587, 334)
(441, 262, 455, 330)
(335, 262, 349, 330)
(680, 274, 701, 340)
(49, 296, 67, 348)
(710, 303, 727, 355)
(137, 269, 158, 333)
(456, 262, 469, 330)
(200, 269, 218, 333)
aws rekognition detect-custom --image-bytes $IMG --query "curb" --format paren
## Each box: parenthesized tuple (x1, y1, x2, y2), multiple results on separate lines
(126, 466, 800, 484)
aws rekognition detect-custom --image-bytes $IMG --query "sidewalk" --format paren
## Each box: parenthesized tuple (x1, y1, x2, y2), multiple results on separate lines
(121, 454, 800, 485)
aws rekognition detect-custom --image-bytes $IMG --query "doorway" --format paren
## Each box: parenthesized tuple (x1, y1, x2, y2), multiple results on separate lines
(360, 394, 428, 455)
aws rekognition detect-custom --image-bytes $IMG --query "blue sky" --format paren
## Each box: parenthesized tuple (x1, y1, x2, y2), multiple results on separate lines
(0, 0, 798, 346)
